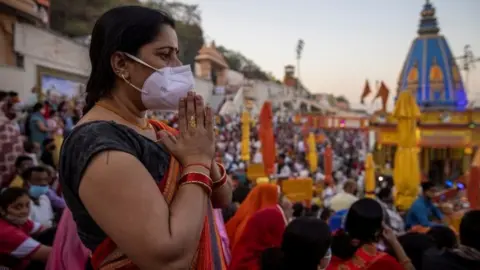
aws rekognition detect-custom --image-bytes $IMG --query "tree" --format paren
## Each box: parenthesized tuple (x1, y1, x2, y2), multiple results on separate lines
(217, 46, 270, 81)
(50, 0, 139, 37)
(50, 0, 204, 68)
(336, 95, 350, 105)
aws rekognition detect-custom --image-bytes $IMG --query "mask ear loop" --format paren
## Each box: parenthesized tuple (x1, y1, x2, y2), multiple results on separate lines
(121, 74, 148, 94)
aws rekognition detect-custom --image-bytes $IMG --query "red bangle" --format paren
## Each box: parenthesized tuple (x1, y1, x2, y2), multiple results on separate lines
(183, 163, 211, 171)
(213, 162, 227, 189)
(179, 172, 213, 196)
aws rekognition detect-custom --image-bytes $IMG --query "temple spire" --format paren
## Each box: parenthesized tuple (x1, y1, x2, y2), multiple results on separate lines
(418, 0, 440, 35)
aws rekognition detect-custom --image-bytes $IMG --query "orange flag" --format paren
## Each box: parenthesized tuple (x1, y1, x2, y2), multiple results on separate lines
(360, 80, 371, 104)
(372, 81, 390, 111)
(259, 102, 276, 175)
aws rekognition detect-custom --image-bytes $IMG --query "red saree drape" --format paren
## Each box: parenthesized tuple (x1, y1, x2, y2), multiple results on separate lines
(229, 207, 286, 270)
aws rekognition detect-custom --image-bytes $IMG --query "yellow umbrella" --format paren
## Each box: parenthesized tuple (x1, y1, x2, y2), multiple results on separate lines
(364, 153, 376, 198)
(241, 111, 251, 161)
(307, 132, 318, 173)
(393, 91, 421, 211)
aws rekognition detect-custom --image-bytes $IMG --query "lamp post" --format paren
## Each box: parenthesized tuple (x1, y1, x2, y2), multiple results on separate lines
(296, 39, 305, 93)
(455, 45, 480, 95)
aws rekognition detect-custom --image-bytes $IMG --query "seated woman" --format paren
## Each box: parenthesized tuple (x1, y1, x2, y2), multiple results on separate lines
(328, 198, 414, 270)
(0, 187, 51, 269)
(226, 183, 279, 250)
(58, 6, 232, 270)
(229, 194, 292, 270)
(261, 217, 332, 270)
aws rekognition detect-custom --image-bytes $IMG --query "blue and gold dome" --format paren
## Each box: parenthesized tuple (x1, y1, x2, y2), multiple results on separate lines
(396, 0, 468, 110)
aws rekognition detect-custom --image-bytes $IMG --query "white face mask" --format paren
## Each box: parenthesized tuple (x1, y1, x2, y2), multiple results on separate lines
(123, 53, 195, 111)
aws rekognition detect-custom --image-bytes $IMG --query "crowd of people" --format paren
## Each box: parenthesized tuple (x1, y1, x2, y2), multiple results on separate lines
(0, 5, 479, 270)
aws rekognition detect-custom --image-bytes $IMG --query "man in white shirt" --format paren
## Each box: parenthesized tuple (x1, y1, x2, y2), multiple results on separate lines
(330, 180, 359, 212)
(23, 166, 55, 228)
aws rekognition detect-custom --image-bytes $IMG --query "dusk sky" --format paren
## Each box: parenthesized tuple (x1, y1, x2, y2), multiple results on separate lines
(180, 0, 479, 109)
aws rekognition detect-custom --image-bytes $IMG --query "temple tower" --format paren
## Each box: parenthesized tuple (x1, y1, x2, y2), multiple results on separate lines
(396, 0, 467, 110)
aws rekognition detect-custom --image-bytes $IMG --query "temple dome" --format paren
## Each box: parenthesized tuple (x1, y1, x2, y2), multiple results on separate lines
(396, 0, 468, 110)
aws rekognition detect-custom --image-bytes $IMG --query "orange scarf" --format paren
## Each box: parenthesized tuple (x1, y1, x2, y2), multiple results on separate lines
(91, 120, 227, 270)
(225, 183, 279, 250)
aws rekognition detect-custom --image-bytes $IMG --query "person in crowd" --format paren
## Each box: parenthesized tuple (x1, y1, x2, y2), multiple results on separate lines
(23, 141, 40, 166)
(274, 154, 292, 178)
(328, 198, 414, 269)
(426, 225, 458, 250)
(229, 194, 292, 270)
(9, 156, 34, 188)
(58, 6, 231, 269)
(222, 183, 251, 222)
(0, 187, 51, 269)
(40, 138, 56, 169)
(330, 179, 358, 212)
(26, 103, 50, 147)
(57, 101, 75, 136)
(392, 232, 436, 269)
(227, 183, 279, 250)
(319, 207, 334, 222)
(23, 166, 54, 228)
(422, 210, 480, 270)
(44, 165, 66, 212)
(46, 109, 64, 167)
(261, 217, 332, 270)
(405, 181, 444, 230)
(376, 184, 405, 235)
(291, 202, 305, 219)
(0, 91, 25, 188)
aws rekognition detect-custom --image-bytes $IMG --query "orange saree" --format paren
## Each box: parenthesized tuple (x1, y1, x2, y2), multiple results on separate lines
(90, 120, 227, 270)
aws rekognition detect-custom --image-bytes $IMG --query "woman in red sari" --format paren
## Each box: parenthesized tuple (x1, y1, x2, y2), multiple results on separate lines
(229, 194, 292, 270)
(58, 6, 231, 270)
(226, 183, 279, 251)
(327, 199, 414, 270)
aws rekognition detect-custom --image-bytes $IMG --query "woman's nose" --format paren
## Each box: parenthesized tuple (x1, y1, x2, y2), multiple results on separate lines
(171, 56, 182, 67)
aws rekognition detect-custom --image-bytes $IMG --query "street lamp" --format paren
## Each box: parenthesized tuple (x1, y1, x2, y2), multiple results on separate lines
(296, 39, 305, 93)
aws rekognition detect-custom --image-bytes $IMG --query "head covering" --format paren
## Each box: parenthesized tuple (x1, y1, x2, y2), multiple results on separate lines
(226, 183, 279, 249)
(229, 207, 286, 270)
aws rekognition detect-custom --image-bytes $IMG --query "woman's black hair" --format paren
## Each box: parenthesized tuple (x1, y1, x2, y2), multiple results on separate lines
(426, 225, 457, 249)
(261, 217, 332, 270)
(292, 202, 304, 218)
(32, 102, 43, 112)
(331, 198, 383, 259)
(83, 5, 175, 114)
(319, 207, 334, 222)
(392, 232, 436, 269)
(0, 187, 29, 213)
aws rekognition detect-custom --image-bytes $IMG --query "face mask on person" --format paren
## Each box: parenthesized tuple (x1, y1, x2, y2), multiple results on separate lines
(28, 185, 49, 198)
(122, 53, 195, 111)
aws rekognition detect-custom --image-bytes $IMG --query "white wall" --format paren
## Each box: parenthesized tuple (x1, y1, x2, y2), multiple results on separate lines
(0, 23, 90, 101)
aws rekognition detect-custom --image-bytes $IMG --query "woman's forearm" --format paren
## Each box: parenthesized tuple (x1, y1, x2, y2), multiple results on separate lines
(166, 166, 210, 266)
(210, 162, 233, 208)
